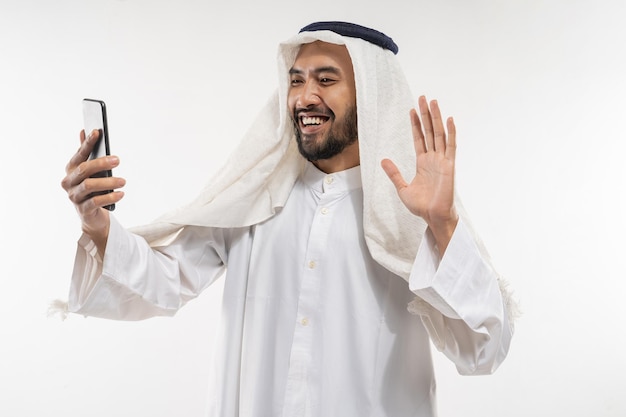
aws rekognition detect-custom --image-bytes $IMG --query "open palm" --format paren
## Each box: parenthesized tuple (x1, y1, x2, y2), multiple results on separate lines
(381, 96, 459, 249)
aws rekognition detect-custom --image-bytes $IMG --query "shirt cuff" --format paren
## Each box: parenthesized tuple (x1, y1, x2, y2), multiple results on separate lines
(409, 218, 495, 324)
(68, 215, 126, 313)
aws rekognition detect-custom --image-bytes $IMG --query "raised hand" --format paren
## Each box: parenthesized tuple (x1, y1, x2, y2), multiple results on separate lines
(381, 95, 459, 254)
(61, 129, 125, 254)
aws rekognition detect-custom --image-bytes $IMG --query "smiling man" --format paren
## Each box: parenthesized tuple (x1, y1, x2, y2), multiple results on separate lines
(61, 21, 515, 417)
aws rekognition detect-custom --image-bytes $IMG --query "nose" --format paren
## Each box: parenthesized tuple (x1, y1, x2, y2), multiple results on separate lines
(296, 80, 321, 108)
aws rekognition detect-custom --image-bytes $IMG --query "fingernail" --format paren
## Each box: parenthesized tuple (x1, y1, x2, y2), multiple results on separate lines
(108, 156, 119, 165)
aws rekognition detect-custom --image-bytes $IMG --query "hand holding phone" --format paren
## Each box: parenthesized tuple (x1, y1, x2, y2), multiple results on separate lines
(83, 98, 115, 211)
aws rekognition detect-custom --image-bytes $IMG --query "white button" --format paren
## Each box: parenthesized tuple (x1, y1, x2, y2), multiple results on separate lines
(324, 176, 334, 184)
(308, 260, 316, 269)
(321, 207, 329, 215)
(301, 318, 309, 326)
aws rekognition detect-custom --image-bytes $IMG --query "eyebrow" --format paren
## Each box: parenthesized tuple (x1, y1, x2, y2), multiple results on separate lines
(289, 66, 343, 76)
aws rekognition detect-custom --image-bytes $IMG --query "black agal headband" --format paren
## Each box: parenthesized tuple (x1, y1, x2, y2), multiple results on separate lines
(299, 21, 399, 55)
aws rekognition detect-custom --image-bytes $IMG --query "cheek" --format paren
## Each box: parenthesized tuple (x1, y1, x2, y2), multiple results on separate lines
(287, 91, 297, 111)
(333, 88, 355, 110)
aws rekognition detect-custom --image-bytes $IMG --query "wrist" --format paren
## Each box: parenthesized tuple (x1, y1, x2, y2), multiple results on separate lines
(427, 211, 459, 256)
(81, 209, 111, 257)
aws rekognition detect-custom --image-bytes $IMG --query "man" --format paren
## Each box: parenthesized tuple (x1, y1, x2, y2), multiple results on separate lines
(61, 21, 515, 417)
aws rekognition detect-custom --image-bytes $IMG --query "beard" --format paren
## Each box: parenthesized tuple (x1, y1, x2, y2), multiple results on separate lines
(292, 105, 358, 161)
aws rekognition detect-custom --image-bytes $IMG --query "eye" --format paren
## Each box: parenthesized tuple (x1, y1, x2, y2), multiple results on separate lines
(319, 77, 336, 85)
(290, 77, 304, 87)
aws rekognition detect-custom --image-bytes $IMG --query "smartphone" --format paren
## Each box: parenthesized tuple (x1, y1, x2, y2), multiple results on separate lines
(82, 98, 115, 211)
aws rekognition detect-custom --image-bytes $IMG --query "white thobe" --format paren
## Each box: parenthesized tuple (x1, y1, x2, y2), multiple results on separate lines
(69, 163, 512, 417)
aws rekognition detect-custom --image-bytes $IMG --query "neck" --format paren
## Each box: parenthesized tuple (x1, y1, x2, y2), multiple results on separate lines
(312, 141, 360, 173)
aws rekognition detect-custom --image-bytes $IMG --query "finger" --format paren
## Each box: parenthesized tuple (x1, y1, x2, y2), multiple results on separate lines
(67, 176, 126, 206)
(445, 117, 457, 160)
(66, 129, 100, 173)
(410, 108, 426, 156)
(76, 191, 125, 216)
(380, 158, 408, 192)
(430, 100, 446, 153)
(418, 95, 434, 151)
(61, 155, 120, 191)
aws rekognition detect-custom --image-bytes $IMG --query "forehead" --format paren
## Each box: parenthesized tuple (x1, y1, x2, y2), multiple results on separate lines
(292, 41, 354, 73)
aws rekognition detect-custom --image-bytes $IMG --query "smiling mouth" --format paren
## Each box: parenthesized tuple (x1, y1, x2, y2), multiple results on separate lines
(301, 115, 330, 126)
(301, 116, 328, 126)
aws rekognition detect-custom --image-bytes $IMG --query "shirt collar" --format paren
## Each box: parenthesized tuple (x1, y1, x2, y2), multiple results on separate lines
(302, 162, 362, 194)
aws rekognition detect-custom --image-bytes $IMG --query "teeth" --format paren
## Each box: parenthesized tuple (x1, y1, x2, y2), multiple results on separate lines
(302, 116, 323, 126)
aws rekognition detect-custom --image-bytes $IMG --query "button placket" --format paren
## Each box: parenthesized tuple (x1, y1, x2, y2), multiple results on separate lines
(284, 169, 352, 415)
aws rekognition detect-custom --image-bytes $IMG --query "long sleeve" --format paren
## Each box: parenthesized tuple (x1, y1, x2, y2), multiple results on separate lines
(408, 218, 513, 375)
(68, 216, 229, 320)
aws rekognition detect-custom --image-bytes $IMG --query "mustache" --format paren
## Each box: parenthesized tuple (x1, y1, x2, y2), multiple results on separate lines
(293, 106, 334, 119)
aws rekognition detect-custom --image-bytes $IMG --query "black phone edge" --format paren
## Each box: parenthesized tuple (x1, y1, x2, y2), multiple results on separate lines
(83, 98, 115, 211)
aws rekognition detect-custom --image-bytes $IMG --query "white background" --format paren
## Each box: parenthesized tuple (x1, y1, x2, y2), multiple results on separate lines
(1, 0, 625, 416)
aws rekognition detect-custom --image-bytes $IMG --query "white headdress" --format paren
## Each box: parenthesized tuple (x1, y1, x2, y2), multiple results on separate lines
(131, 23, 421, 275)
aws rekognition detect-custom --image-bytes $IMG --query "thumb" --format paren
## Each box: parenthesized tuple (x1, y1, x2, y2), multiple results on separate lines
(380, 158, 407, 192)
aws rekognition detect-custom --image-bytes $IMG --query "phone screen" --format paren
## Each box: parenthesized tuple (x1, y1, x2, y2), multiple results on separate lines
(82, 98, 115, 211)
